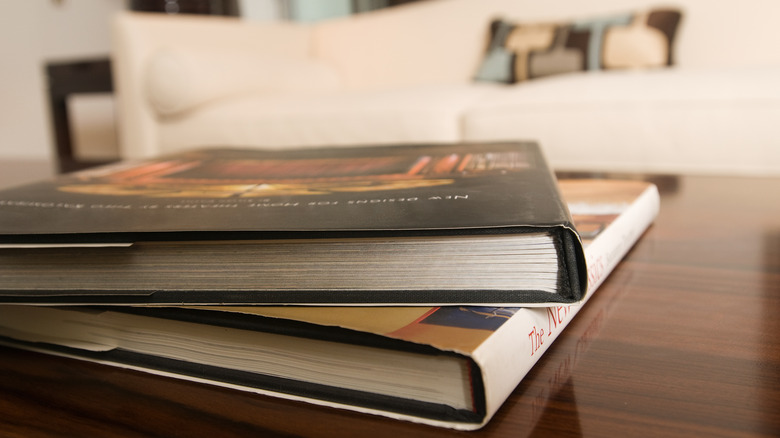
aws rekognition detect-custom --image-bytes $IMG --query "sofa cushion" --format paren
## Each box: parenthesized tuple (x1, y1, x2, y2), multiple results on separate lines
(144, 46, 342, 117)
(475, 8, 682, 83)
(156, 84, 502, 153)
(464, 66, 780, 174)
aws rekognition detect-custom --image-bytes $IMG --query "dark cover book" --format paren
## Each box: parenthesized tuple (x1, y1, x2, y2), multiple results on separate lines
(0, 142, 586, 306)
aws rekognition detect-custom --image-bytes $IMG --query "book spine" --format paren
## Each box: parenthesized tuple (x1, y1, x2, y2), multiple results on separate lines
(471, 184, 660, 429)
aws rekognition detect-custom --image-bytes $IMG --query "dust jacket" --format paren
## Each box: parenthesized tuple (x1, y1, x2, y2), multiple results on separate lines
(0, 179, 660, 430)
(0, 142, 586, 306)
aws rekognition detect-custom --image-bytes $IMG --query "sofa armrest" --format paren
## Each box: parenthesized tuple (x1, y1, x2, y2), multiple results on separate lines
(112, 12, 317, 158)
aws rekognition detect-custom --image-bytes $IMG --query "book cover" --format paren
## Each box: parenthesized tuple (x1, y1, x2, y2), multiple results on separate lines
(0, 142, 586, 306)
(0, 179, 660, 430)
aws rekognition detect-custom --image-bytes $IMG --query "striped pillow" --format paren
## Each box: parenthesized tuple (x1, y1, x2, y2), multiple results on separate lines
(475, 8, 682, 84)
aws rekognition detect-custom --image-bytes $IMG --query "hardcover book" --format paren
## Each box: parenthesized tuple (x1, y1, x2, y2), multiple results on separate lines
(0, 179, 660, 430)
(0, 142, 586, 306)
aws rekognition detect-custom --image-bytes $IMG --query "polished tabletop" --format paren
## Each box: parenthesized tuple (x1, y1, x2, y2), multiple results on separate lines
(0, 164, 778, 437)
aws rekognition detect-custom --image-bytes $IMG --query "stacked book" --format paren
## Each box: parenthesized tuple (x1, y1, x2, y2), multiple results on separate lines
(0, 142, 659, 430)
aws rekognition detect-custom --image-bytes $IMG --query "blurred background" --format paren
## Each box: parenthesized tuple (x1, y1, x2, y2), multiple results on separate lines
(0, 0, 405, 168)
(2, 0, 777, 180)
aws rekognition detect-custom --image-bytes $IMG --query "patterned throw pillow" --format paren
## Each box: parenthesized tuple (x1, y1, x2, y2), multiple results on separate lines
(475, 8, 682, 83)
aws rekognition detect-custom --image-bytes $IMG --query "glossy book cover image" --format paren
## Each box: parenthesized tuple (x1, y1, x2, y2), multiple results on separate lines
(0, 143, 586, 306)
(0, 179, 660, 430)
(0, 143, 566, 237)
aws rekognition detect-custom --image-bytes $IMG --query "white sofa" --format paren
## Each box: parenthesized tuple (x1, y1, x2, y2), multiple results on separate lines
(112, 0, 780, 175)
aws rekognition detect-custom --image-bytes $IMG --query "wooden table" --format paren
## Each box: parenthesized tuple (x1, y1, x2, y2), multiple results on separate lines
(1, 171, 779, 437)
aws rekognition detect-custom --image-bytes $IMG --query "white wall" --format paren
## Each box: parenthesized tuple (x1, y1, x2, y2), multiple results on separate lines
(288, 0, 351, 22)
(240, 0, 283, 21)
(0, 0, 125, 162)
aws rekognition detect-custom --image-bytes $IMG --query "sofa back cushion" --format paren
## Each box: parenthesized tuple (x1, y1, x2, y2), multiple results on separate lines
(145, 47, 342, 117)
(312, 0, 498, 91)
(311, 0, 780, 91)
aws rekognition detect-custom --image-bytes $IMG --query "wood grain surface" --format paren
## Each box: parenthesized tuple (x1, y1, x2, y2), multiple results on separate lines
(1, 170, 779, 437)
